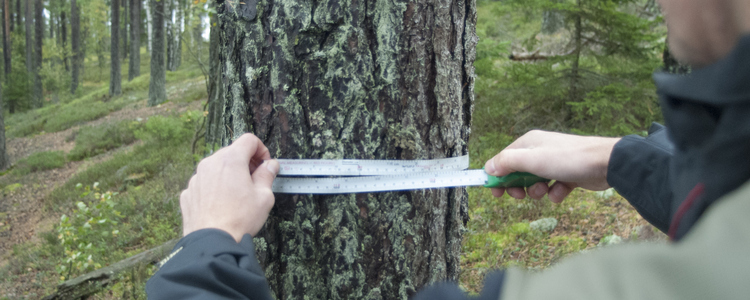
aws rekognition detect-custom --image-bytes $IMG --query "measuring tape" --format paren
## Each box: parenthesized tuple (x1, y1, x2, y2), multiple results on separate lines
(272, 155, 548, 194)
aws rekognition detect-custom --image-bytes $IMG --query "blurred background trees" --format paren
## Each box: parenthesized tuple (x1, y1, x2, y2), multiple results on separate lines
(473, 0, 667, 139)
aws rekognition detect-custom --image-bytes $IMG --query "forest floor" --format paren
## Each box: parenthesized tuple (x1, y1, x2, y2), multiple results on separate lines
(0, 56, 207, 298)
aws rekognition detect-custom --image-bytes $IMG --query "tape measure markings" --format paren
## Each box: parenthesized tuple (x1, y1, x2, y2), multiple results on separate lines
(277, 155, 470, 176)
(272, 169, 488, 194)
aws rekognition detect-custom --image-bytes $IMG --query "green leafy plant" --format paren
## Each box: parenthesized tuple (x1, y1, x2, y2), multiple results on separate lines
(55, 183, 122, 281)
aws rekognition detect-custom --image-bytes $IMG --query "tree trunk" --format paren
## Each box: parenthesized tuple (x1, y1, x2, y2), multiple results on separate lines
(110, 0, 122, 96)
(205, 7, 222, 150)
(568, 0, 582, 113)
(147, 0, 165, 106)
(210, 0, 477, 297)
(48, 8, 53, 40)
(166, 0, 181, 71)
(128, 0, 140, 80)
(14, 0, 18, 33)
(145, 0, 151, 52)
(3, 0, 10, 80)
(0, 75, 8, 170)
(121, 0, 127, 60)
(24, 0, 31, 106)
(32, 0, 41, 108)
(7, 0, 11, 33)
(70, 0, 80, 94)
(61, 10, 68, 71)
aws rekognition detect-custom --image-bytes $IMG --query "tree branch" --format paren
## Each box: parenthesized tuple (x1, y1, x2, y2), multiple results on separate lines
(42, 238, 179, 300)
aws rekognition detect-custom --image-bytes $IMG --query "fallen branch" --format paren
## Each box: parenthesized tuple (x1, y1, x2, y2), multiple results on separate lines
(43, 238, 179, 300)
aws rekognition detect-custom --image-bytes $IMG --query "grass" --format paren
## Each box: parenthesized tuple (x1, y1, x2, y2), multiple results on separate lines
(68, 121, 138, 161)
(12, 151, 67, 176)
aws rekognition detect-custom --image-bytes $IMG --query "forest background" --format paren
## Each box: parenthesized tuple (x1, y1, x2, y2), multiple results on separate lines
(0, 0, 671, 298)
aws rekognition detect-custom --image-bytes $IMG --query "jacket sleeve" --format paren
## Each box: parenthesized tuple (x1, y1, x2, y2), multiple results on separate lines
(607, 123, 674, 232)
(500, 179, 750, 300)
(146, 229, 274, 300)
(411, 271, 505, 300)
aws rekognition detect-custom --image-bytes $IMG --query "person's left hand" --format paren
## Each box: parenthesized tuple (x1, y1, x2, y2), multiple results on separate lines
(180, 133, 279, 242)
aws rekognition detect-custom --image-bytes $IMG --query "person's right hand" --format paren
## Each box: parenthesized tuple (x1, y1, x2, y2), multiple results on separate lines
(483, 130, 620, 203)
(180, 133, 279, 242)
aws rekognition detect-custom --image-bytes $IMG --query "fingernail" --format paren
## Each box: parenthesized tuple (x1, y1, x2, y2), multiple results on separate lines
(484, 159, 497, 175)
(266, 160, 280, 175)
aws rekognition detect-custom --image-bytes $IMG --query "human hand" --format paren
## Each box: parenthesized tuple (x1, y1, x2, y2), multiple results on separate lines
(180, 133, 280, 242)
(483, 130, 620, 203)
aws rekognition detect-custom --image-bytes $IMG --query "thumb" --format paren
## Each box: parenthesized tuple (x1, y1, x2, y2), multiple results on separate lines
(484, 148, 542, 177)
(253, 159, 280, 188)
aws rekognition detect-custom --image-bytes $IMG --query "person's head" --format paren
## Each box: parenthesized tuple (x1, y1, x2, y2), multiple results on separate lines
(658, 0, 750, 67)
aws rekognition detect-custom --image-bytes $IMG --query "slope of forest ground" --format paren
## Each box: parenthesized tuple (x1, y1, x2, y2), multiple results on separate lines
(0, 1, 668, 298)
(0, 52, 207, 299)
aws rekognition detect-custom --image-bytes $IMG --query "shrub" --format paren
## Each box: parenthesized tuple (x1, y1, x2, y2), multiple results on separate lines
(135, 115, 193, 146)
(68, 121, 139, 161)
(56, 183, 122, 280)
(14, 151, 67, 175)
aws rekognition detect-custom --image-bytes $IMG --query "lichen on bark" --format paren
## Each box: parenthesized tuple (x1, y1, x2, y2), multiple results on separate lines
(210, 0, 477, 296)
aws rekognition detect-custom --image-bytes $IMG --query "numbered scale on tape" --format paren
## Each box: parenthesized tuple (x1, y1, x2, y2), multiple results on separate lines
(271, 155, 549, 194)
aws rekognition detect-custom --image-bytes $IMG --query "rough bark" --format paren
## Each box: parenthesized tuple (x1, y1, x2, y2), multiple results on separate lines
(128, 0, 140, 80)
(70, 0, 80, 94)
(210, 0, 477, 297)
(110, 0, 122, 97)
(205, 9, 222, 149)
(32, 0, 41, 108)
(147, 0, 165, 105)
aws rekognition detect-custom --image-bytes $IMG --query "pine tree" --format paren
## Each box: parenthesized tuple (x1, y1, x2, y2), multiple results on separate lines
(70, 0, 81, 94)
(208, 0, 477, 297)
(147, 0, 165, 106)
(128, 0, 140, 80)
(32, 0, 42, 108)
(110, 0, 122, 96)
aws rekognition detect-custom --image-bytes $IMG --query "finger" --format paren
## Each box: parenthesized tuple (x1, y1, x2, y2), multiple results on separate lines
(548, 182, 575, 203)
(485, 148, 540, 177)
(506, 187, 526, 199)
(490, 187, 505, 198)
(252, 159, 280, 189)
(527, 182, 549, 200)
(228, 133, 270, 164)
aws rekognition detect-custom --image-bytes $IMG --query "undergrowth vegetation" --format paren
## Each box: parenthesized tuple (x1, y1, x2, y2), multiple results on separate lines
(12, 151, 67, 176)
(0, 48, 208, 298)
(68, 121, 139, 161)
(460, 0, 665, 293)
